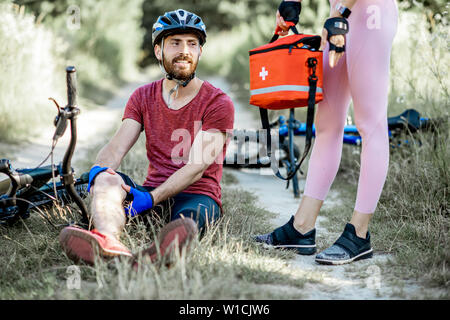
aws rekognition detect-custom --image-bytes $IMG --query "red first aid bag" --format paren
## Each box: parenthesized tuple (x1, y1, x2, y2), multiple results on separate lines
(248, 27, 324, 181)
(249, 34, 323, 109)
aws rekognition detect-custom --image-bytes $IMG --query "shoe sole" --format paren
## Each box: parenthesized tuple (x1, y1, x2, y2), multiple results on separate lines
(315, 248, 374, 265)
(272, 244, 316, 255)
(59, 227, 132, 265)
(138, 218, 198, 264)
(259, 242, 316, 255)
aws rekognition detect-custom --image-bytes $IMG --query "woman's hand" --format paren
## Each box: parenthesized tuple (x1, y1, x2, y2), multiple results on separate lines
(320, 10, 348, 68)
(320, 30, 345, 68)
(276, 10, 290, 36)
(276, 0, 301, 36)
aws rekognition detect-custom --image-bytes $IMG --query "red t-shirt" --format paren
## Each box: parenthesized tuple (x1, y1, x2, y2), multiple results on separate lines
(122, 78, 235, 210)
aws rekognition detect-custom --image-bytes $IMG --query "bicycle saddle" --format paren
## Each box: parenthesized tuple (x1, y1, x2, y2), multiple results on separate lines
(388, 109, 421, 132)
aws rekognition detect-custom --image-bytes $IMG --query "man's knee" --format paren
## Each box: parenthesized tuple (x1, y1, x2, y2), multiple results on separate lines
(91, 172, 126, 198)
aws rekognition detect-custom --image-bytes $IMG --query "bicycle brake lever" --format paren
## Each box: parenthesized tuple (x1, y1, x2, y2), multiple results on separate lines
(53, 109, 68, 142)
(0, 159, 12, 173)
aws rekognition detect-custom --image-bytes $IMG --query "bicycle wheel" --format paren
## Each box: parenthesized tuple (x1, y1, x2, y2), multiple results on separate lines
(27, 181, 88, 211)
(280, 137, 301, 198)
(0, 181, 89, 227)
(224, 130, 301, 169)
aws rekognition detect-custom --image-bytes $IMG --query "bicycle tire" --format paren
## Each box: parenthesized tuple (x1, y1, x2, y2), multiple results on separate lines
(27, 182, 88, 211)
(0, 182, 88, 226)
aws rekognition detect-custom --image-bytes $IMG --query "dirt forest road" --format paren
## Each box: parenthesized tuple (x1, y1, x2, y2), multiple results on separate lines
(2, 74, 444, 300)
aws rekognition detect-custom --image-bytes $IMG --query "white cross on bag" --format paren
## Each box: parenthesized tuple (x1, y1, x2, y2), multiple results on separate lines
(259, 67, 268, 81)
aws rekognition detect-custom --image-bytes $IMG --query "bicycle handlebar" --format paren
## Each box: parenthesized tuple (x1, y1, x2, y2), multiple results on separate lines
(59, 66, 89, 226)
(66, 66, 77, 108)
(53, 66, 78, 142)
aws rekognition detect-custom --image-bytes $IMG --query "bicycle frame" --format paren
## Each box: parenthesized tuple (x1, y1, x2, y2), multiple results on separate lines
(0, 66, 89, 227)
(275, 112, 431, 146)
(225, 108, 437, 198)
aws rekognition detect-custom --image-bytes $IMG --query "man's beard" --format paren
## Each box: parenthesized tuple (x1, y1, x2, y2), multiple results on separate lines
(163, 54, 198, 82)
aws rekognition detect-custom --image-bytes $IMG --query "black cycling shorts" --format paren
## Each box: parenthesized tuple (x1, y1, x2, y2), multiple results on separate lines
(117, 172, 221, 232)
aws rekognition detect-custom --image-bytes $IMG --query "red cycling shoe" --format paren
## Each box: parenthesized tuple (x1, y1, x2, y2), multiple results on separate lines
(59, 226, 132, 265)
(133, 217, 198, 269)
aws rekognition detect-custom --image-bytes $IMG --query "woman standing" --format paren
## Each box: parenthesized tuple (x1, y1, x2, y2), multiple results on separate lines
(256, 0, 398, 265)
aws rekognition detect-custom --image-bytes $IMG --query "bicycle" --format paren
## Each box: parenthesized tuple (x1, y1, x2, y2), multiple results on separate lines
(224, 108, 447, 198)
(0, 66, 90, 228)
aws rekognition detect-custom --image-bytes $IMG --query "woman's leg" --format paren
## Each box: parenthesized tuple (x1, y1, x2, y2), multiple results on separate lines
(297, 0, 398, 236)
(293, 40, 353, 233)
(314, 0, 399, 264)
(254, 41, 352, 253)
(346, 0, 398, 230)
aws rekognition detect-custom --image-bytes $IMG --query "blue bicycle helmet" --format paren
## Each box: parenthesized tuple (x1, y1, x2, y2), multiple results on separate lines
(152, 9, 207, 47)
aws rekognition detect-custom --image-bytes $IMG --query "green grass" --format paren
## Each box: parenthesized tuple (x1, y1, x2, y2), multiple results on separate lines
(0, 128, 319, 300)
(0, 187, 308, 299)
(322, 135, 449, 296)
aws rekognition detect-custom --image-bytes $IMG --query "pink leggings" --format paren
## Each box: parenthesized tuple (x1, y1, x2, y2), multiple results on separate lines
(304, 0, 398, 214)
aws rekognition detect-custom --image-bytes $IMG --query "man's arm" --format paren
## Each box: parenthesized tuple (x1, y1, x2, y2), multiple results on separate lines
(94, 118, 142, 170)
(148, 130, 227, 205)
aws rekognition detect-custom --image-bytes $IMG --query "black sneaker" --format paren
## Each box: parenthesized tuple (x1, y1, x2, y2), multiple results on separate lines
(315, 223, 373, 265)
(254, 216, 316, 255)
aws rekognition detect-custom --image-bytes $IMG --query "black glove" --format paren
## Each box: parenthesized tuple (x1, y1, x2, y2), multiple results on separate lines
(323, 17, 349, 53)
(278, 0, 302, 25)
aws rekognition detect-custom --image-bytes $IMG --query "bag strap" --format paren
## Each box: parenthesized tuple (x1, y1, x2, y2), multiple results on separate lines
(260, 57, 318, 181)
(270, 23, 299, 43)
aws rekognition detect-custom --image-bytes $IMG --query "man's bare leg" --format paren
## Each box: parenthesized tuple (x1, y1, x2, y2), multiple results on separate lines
(90, 171, 127, 240)
(58, 170, 132, 265)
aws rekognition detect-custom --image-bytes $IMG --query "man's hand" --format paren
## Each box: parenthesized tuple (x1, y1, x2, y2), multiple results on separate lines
(121, 185, 154, 217)
(150, 130, 228, 205)
(87, 165, 116, 192)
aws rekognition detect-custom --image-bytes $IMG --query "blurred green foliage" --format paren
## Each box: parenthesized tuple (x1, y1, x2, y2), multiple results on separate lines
(0, 3, 66, 141)
(9, 0, 144, 104)
(0, 0, 143, 141)
(139, 0, 448, 67)
(8, 0, 448, 71)
(0, 0, 447, 142)
(139, 0, 329, 67)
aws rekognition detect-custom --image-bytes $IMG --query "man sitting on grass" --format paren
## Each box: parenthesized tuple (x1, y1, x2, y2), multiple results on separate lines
(59, 9, 235, 266)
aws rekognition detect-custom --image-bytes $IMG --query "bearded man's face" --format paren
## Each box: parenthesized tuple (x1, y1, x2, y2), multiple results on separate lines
(157, 33, 202, 81)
